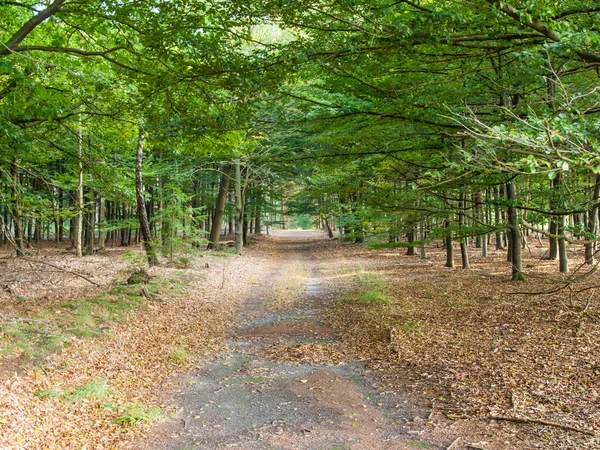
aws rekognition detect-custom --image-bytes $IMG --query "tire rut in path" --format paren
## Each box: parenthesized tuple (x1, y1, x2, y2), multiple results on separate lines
(138, 235, 436, 450)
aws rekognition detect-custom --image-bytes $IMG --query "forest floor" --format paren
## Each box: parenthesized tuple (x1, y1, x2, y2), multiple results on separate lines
(1, 231, 599, 449)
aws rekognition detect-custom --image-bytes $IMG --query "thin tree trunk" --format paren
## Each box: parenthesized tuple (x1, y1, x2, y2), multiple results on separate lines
(476, 191, 488, 257)
(12, 163, 25, 257)
(99, 197, 106, 250)
(75, 128, 83, 257)
(207, 165, 232, 249)
(459, 192, 470, 269)
(494, 186, 504, 250)
(506, 182, 524, 281)
(234, 158, 243, 254)
(420, 220, 427, 259)
(406, 228, 415, 256)
(445, 219, 454, 268)
(324, 217, 334, 238)
(254, 203, 261, 235)
(585, 174, 600, 264)
(558, 213, 569, 273)
(548, 176, 561, 260)
(135, 127, 158, 266)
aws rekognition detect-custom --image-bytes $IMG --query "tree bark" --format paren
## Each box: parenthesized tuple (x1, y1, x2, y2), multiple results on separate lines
(254, 204, 262, 235)
(135, 127, 158, 266)
(494, 186, 504, 250)
(98, 197, 106, 250)
(558, 213, 569, 273)
(406, 228, 415, 256)
(459, 192, 470, 269)
(234, 158, 244, 254)
(506, 182, 524, 281)
(420, 220, 427, 259)
(476, 191, 488, 257)
(11, 163, 25, 257)
(585, 174, 600, 264)
(75, 128, 83, 257)
(207, 165, 232, 249)
(548, 176, 561, 260)
(445, 219, 454, 268)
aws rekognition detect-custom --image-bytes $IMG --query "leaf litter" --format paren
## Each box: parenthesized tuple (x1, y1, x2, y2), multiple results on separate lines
(0, 243, 274, 449)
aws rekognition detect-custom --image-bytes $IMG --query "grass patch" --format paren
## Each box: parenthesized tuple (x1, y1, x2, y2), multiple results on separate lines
(355, 271, 386, 291)
(115, 404, 165, 425)
(359, 290, 391, 306)
(169, 347, 190, 363)
(0, 275, 169, 364)
(36, 379, 110, 404)
(367, 240, 427, 250)
(66, 380, 109, 403)
(350, 271, 392, 306)
(408, 442, 430, 449)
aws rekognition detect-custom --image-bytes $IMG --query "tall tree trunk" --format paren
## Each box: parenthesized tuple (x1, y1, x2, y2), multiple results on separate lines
(550, 172, 568, 272)
(476, 191, 488, 257)
(135, 127, 158, 266)
(75, 128, 83, 257)
(254, 202, 262, 235)
(234, 158, 244, 254)
(98, 197, 106, 250)
(420, 220, 427, 259)
(585, 174, 600, 264)
(444, 219, 454, 268)
(494, 186, 504, 250)
(506, 182, 524, 281)
(548, 176, 561, 260)
(85, 200, 95, 255)
(459, 192, 470, 269)
(406, 228, 415, 256)
(207, 165, 231, 249)
(324, 217, 334, 238)
(12, 163, 25, 257)
(558, 213, 569, 273)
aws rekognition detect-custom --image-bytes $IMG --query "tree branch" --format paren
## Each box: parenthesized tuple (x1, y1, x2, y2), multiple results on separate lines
(1, 0, 66, 56)
(486, 0, 600, 63)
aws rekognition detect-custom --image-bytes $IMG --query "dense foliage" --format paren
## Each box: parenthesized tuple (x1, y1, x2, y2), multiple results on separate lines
(2, 0, 600, 277)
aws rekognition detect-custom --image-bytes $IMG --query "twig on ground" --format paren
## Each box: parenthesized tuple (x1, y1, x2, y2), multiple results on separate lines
(447, 437, 460, 450)
(489, 415, 596, 436)
(428, 400, 435, 420)
(21, 258, 101, 286)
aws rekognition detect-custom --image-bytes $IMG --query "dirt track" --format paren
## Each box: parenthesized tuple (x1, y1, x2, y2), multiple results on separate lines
(135, 231, 436, 450)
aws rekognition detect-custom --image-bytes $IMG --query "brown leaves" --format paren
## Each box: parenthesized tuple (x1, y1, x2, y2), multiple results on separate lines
(314, 239, 600, 448)
(0, 243, 273, 449)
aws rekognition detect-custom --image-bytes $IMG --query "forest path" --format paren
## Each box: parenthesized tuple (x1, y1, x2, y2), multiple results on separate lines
(135, 231, 437, 450)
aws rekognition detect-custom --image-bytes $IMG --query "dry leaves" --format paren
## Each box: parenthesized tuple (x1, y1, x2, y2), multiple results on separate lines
(0, 243, 275, 449)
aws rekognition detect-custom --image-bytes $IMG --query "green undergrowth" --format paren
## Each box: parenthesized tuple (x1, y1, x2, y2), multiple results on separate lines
(353, 271, 391, 306)
(336, 267, 426, 342)
(36, 380, 166, 425)
(36, 379, 109, 404)
(0, 273, 176, 365)
(113, 403, 166, 425)
(367, 240, 427, 250)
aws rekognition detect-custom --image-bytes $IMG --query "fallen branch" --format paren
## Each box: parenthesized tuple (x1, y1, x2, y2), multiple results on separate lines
(22, 258, 101, 287)
(489, 415, 596, 436)
(447, 437, 460, 450)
